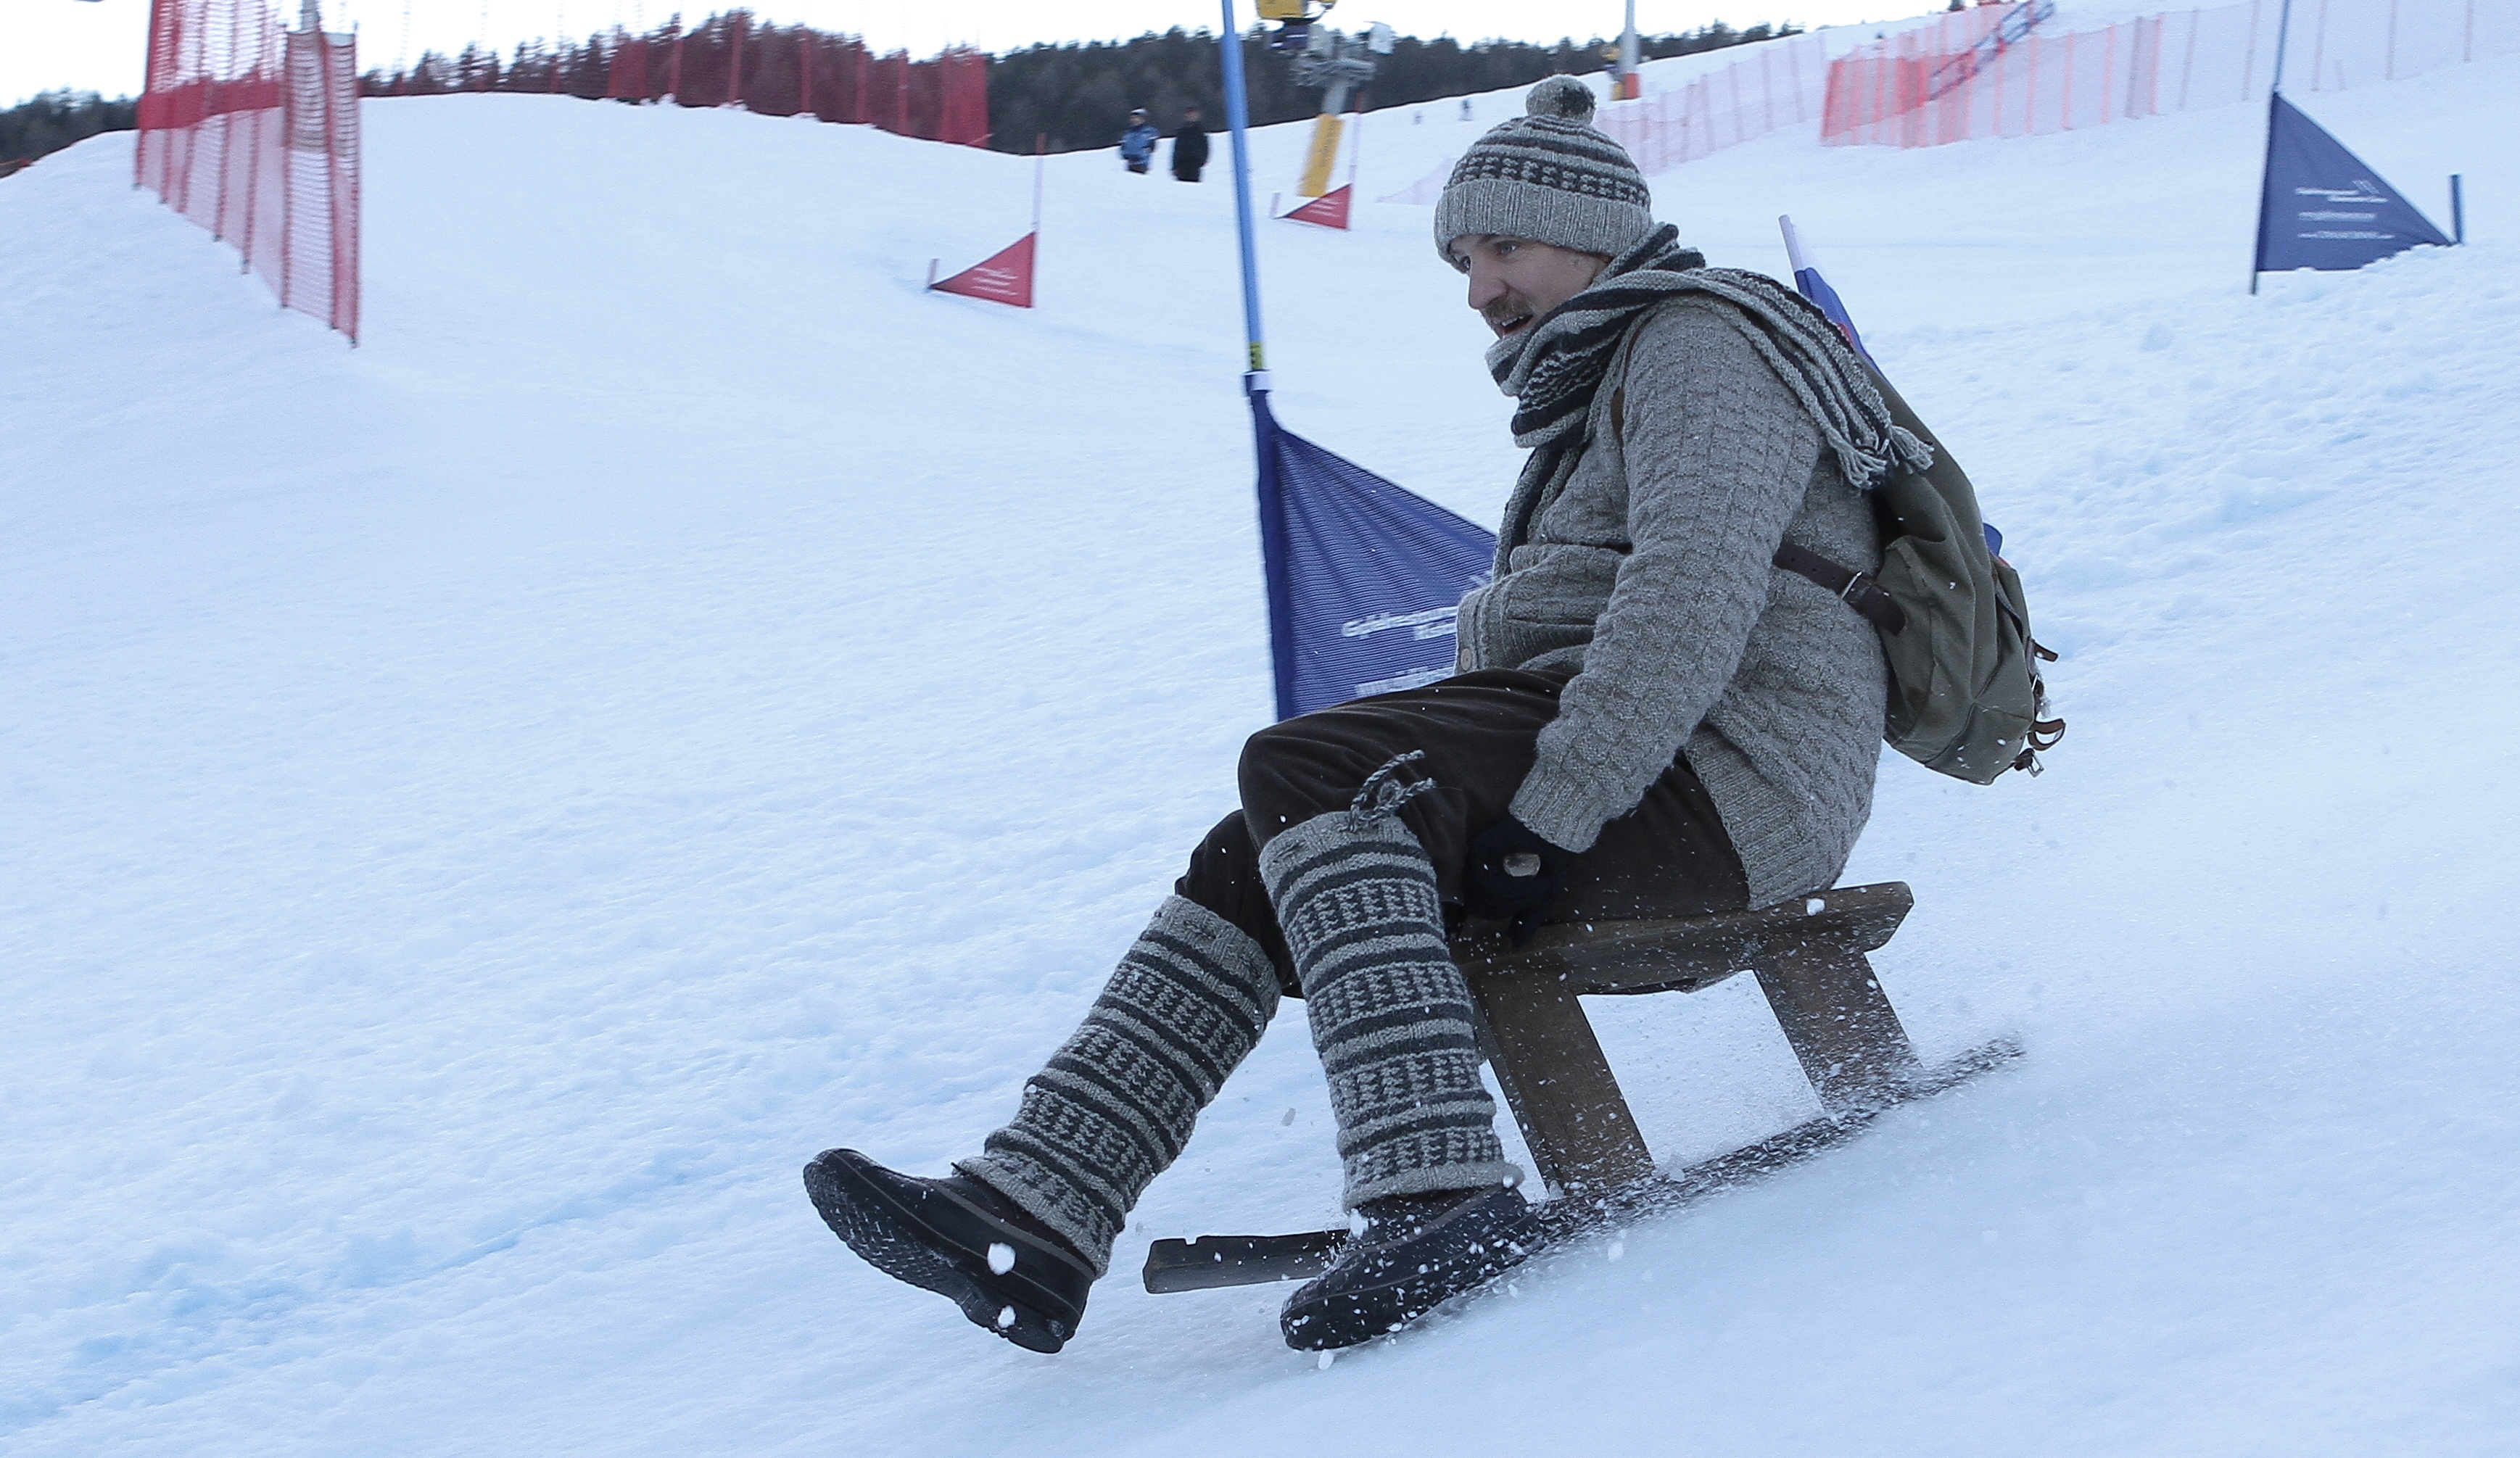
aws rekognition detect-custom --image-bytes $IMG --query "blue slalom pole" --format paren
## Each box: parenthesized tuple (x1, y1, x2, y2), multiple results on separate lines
(1218, 0, 1268, 384)
(2252, 0, 2296, 294)
(2270, 0, 2295, 92)
(1218, 1, 1301, 717)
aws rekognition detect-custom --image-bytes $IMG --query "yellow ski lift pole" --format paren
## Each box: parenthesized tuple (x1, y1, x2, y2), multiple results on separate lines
(1297, 115, 1344, 197)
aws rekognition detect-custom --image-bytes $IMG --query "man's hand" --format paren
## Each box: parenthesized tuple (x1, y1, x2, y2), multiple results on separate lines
(1463, 817, 1574, 944)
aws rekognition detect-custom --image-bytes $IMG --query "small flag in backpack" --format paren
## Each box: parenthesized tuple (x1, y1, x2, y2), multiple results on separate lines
(1777, 215, 1875, 368)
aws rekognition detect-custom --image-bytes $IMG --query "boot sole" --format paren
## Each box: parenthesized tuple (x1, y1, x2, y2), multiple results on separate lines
(803, 1153, 1073, 1354)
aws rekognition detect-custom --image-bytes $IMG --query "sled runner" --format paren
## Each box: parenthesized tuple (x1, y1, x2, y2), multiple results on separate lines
(1143, 882, 2020, 1293)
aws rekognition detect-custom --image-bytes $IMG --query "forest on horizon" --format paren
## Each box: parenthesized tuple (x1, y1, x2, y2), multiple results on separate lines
(357, 14, 1807, 152)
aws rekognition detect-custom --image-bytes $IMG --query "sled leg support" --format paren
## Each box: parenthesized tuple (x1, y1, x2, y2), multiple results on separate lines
(1142, 882, 2021, 1293)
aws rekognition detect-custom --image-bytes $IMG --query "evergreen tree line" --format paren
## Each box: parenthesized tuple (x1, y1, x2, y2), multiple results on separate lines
(364, 35, 608, 99)
(361, 14, 1804, 152)
(1, 91, 138, 175)
(358, 12, 986, 146)
(991, 22, 1800, 154)
(361, 27, 674, 101)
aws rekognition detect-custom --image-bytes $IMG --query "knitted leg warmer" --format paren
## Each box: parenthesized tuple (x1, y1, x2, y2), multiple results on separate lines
(1259, 796, 1522, 1209)
(956, 895, 1279, 1275)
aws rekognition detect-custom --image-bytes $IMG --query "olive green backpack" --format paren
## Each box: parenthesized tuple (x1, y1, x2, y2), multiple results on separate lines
(1774, 368, 2065, 782)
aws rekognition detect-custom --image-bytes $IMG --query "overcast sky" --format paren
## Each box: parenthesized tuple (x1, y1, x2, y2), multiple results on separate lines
(9, 0, 1941, 109)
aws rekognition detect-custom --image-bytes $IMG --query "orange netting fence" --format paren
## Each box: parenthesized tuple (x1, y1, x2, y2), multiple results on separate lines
(1824, 0, 2519, 149)
(136, 0, 359, 341)
(1592, 30, 1840, 175)
(1387, 0, 2513, 199)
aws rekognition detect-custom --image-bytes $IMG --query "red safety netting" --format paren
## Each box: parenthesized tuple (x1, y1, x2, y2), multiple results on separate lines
(1827, 4, 2199, 145)
(1595, 31, 1834, 175)
(1391, 0, 2514, 196)
(581, 16, 988, 146)
(137, 0, 359, 341)
(1824, 0, 2519, 149)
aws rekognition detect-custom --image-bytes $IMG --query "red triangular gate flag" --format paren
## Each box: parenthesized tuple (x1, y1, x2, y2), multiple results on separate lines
(1281, 186, 1351, 231)
(931, 233, 1036, 308)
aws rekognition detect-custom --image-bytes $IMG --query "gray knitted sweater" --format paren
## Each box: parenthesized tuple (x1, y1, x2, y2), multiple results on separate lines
(1455, 296, 1889, 906)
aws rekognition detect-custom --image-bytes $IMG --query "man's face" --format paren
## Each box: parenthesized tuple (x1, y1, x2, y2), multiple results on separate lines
(1445, 235, 1610, 341)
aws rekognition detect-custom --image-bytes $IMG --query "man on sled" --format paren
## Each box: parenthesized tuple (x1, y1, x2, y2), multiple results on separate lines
(806, 75, 1927, 1354)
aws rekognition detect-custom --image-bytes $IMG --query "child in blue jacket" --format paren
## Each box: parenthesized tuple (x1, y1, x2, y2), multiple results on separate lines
(1118, 109, 1159, 174)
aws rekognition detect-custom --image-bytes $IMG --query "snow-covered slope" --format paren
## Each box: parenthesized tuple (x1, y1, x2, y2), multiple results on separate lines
(4, 44, 2518, 1457)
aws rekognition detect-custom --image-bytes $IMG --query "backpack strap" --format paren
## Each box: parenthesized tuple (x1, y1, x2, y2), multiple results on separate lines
(1773, 542, 1908, 635)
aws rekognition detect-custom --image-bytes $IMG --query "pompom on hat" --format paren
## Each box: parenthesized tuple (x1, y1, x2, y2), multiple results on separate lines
(1434, 76, 1655, 265)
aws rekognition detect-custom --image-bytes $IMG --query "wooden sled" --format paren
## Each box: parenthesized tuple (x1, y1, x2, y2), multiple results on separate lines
(1143, 881, 2020, 1293)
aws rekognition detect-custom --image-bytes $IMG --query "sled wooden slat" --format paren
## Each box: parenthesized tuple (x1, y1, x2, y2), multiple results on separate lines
(1456, 881, 1922, 1195)
(1452, 881, 1914, 995)
(1461, 960, 1656, 1196)
(1753, 938, 1927, 1116)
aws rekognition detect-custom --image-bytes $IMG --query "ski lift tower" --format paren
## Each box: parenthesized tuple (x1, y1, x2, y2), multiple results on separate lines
(1260, 1, 1396, 197)
(1615, 1, 1642, 99)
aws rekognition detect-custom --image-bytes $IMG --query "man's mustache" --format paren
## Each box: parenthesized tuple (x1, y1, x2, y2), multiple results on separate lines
(1482, 293, 1537, 331)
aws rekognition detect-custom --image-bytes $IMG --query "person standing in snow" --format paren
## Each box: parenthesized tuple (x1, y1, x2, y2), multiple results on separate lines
(1170, 105, 1210, 183)
(1118, 108, 1160, 175)
(807, 75, 1910, 1356)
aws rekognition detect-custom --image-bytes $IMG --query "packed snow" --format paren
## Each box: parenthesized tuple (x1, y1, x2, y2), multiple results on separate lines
(4, 26, 2517, 1456)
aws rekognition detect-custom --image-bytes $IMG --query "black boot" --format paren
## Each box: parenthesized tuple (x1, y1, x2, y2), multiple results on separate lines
(803, 1148, 1095, 1354)
(1279, 1183, 1537, 1350)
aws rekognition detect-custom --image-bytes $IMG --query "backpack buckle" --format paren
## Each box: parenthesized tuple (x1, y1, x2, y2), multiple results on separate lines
(1838, 571, 1907, 635)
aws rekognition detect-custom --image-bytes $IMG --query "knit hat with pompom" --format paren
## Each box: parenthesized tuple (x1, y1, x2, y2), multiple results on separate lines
(1433, 75, 1653, 266)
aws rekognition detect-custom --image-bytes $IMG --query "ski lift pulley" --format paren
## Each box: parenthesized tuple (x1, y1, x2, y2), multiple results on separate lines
(1257, 0, 1335, 51)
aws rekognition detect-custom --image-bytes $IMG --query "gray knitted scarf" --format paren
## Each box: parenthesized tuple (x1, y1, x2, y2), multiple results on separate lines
(1485, 224, 1932, 567)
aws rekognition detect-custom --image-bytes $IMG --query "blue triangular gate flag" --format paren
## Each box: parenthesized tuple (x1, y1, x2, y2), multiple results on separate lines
(1250, 388, 1497, 721)
(2255, 94, 2451, 276)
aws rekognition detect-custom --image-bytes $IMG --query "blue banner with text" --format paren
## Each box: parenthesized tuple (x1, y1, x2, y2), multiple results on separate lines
(2256, 94, 2450, 276)
(1251, 389, 1496, 721)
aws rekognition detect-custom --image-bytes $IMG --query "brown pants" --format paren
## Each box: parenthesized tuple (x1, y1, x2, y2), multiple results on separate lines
(1176, 668, 1748, 996)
